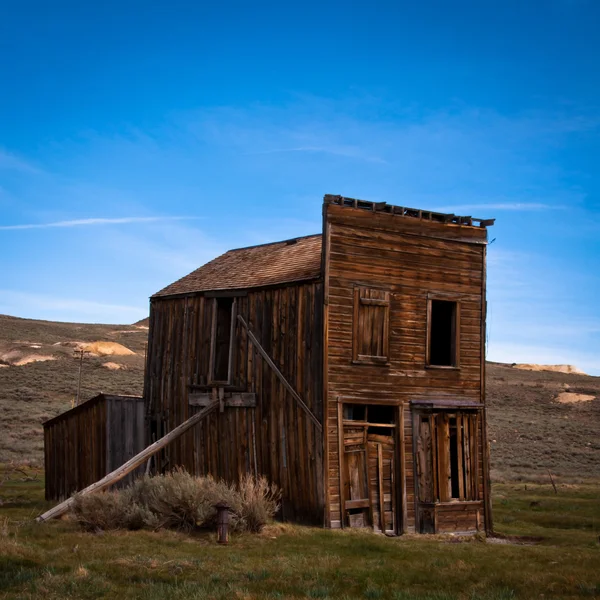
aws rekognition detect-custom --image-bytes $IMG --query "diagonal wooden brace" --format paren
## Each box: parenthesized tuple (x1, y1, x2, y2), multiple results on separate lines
(237, 314, 322, 431)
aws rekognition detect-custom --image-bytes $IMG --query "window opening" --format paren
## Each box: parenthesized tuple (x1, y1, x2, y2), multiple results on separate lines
(416, 411, 479, 503)
(368, 404, 394, 425)
(343, 404, 367, 421)
(429, 299, 457, 366)
(211, 297, 234, 382)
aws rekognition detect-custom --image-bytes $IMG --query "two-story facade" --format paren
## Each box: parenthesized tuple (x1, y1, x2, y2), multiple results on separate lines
(144, 195, 494, 534)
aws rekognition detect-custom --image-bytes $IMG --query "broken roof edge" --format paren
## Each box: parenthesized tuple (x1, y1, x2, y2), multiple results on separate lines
(324, 194, 495, 228)
(224, 232, 321, 254)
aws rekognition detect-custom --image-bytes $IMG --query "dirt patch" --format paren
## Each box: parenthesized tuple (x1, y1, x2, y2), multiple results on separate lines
(555, 392, 596, 404)
(75, 341, 136, 357)
(513, 364, 587, 375)
(486, 533, 543, 546)
(0, 350, 57, 366)
(102, 362, 127, 371)
(109, 330, 142, 335)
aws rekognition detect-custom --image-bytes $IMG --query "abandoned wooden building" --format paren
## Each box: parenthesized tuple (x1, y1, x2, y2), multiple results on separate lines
(144, 194, 494, 534)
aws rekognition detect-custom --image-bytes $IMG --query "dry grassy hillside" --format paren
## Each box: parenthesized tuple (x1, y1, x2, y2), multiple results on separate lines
(0, 314, 598, 480)
(486, 361, 600, 480)
(0, 314, 147, 463)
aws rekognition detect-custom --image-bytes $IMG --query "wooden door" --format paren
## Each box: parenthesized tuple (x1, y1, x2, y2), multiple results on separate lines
(343, 426, 370, 527)
(342, 425, 396, 532)
(367, 434, 395, 533)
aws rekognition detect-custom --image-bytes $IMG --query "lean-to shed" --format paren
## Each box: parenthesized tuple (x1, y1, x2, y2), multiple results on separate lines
(144, 194, 494, 534)
(44, 393, 145, 501)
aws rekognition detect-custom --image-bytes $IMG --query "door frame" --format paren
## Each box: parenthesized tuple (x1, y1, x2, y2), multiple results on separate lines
(336, 397, 406, 534)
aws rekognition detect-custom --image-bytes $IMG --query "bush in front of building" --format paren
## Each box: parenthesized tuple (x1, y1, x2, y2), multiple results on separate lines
(70, 469, 280, 533)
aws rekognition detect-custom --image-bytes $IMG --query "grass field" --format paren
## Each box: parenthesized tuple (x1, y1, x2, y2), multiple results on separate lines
(1, 467, 599, 600)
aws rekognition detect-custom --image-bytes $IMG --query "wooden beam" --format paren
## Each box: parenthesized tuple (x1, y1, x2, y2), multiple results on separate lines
(237, 314, 322, 431)
(189, 392, 256, 408)
(377, 444, 385, 531)
(337, 399, 345, 529)
(398, 404, 407, 534)
(36, 401, 219, 522)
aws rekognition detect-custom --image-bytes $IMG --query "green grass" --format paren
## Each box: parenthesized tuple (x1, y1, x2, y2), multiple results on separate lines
(1, 467, 599, 599)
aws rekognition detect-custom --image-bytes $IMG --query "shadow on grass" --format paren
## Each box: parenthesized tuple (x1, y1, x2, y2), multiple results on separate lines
(0, 557, 43, 592)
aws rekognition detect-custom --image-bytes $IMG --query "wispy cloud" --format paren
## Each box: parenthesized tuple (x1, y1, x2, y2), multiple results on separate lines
(0, 148, 41, 174)
(0, 216, 198, 231)
(246, 145, 388, 164)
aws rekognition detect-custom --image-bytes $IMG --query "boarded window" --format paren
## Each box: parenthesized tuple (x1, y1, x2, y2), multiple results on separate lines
(209, 297, 236, 383)
(352, 287, 390, 364)
(416, 412, 479, 503)
(427, 299, 459, 367)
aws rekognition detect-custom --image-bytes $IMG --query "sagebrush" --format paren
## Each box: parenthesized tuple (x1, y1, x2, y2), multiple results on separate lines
(71, 470, 280, 533)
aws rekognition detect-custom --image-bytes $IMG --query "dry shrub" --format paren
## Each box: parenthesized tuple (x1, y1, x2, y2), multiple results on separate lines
(237, 474, 281, 532)
(70, 470, 280, 534)
(71, 491, 129, 531)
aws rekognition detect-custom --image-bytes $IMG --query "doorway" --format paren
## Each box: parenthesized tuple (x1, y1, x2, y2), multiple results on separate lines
(340, 403, 397, 533)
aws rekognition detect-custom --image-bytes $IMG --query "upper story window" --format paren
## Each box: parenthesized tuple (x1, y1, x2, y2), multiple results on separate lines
(427, 297, 460, 368)
(352, 286, 390, 365)
(209, 297, 236, 383)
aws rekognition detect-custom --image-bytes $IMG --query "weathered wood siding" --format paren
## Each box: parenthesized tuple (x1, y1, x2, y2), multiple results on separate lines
(145, 281, 324, 523)
(106, 396, 147, 487)
(44, 394, 145, 501)
(323, 203, 488, 531)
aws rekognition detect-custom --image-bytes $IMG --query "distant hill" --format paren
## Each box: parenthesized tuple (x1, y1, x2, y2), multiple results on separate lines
(0, 314, 598, 481)
(0, 314, 146, 464)
(486, 361, 599, 481)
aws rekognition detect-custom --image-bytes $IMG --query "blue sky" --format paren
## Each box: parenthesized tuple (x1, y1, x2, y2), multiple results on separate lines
(1, 0, 599, 373)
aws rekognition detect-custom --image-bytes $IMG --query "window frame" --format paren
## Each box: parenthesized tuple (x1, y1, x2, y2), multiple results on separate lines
(208, 296, 237, 385)
(425, 293, 461, 369)
(352, 285, 391, 366)
(415, 409, 480, 504)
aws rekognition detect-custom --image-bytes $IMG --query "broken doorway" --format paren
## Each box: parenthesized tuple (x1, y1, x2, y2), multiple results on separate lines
(341, 403, 397, 533)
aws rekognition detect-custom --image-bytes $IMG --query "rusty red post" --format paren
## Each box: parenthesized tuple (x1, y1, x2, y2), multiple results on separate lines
(216, 502, 230, 544)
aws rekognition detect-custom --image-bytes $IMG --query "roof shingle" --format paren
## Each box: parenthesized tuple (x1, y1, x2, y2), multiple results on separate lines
(153, 234, 322, 298)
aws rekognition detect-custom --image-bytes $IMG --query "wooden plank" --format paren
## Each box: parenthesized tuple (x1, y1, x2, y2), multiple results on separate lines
(377, 444, 385, 531)
(456, 414, 465, 501)
(189, 392, 257, 408)
(337, 400, 345, 528)
(345, 498, 370, 510)
(436, 413, 450, 502)
(398, 404, 407, 534)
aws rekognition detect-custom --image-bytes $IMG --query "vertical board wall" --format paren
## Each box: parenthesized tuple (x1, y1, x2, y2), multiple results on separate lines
(144, 281, 325, 523)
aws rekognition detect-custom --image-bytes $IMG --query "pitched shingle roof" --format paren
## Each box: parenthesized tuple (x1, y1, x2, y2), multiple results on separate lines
(153, 234, 322, 298)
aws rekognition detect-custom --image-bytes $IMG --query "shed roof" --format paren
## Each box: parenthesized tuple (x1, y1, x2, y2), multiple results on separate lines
(43, 394, 144, 427)
(153, 234, 322, 298)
